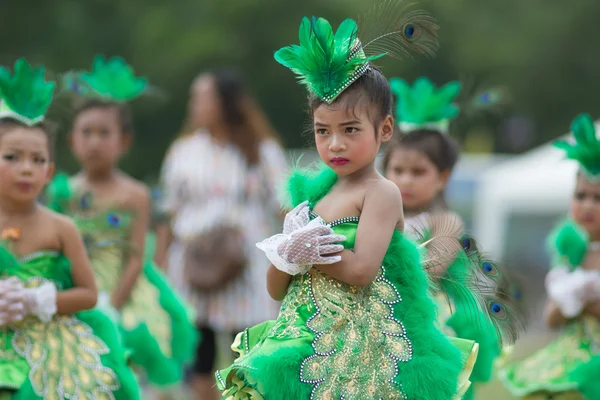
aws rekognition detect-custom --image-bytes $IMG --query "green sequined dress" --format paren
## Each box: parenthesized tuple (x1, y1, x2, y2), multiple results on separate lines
(405, 219, 501, 400)
(499, 220, 600, 399)
(46, 176, 198, 387)
(0, 246, 140, 399)
(215, 166, 478, 400)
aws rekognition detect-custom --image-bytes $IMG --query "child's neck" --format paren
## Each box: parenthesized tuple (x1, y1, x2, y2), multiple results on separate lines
(82, 167, 118, 183)
(337, 162, 378, 184)
(0, 197, 37, 218)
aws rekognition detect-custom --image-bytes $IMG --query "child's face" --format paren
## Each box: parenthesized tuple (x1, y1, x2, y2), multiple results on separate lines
(189, 75, 221, 131)
(70, 106, 129, 173)
(0, 127, 54, 204)
(313, 104, 392, 176)
(385, 147, 447, 212)
(571, 174, 600, 240)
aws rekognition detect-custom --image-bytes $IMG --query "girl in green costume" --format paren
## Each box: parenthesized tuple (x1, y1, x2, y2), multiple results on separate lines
(216, 8, 480, 400)
(384, 77, 516, 400)
(46, 56, 198, 391)
(0, 59, 140, 400)
(500, 113, 600, 400)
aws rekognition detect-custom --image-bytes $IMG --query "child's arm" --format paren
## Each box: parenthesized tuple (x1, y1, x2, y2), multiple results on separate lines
(58, 216, 99, 313)
(154, 221, 172, 270)
(317, 181, 402, 287)
(544, 299, 569, 328)
(267, 264, 292, 301)
(111, 185, 151, 309)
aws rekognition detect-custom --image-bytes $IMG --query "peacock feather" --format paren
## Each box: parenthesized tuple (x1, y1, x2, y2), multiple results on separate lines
(275, 1, 438, 104)
(554, 113, 600, 179)
(413, 212, 525, 346)
(62, 55, 148, 103)
(390, 76, 461, 134)
(0, 59, 55, 126)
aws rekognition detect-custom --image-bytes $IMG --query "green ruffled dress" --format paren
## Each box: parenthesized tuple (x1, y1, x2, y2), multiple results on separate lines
(46, 175, 198, 387)
(499, 220, 600, 400)
(0, 245, 140, 399)
(215, 166, 478, 400)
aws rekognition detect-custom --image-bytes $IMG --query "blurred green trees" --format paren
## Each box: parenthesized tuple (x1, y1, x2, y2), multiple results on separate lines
(2, 0, 600, 177)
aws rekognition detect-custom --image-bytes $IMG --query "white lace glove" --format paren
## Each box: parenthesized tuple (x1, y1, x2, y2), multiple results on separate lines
(282, 201, 312, 235)
(7, 282, 58, 323)
(257, 203, 346, 275)
(546, 267, 590, 318)
(0, 277, 26, 326)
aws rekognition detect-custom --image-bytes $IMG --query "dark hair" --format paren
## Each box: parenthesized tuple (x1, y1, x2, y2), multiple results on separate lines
(309, 66, 393, 130)
(209, 69, 283, 165)
(73, 98, 134, 135)
(383, 128, 460, 210)
(0, 119, 56, 161)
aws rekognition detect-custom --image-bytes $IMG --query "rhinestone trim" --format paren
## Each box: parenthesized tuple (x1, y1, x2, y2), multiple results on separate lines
(308, 210, 360, 227)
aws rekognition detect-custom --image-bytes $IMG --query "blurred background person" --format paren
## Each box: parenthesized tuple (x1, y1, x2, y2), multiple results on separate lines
(155, 69, 287, 400)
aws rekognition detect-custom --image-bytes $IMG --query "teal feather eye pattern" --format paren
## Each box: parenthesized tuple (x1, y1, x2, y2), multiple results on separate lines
(275, 1, 439, 103)
(554, 113, 600, 179)
(63, 55, 148, 103)
(390, 76, 461, 134)
(0, 59, 55, 126)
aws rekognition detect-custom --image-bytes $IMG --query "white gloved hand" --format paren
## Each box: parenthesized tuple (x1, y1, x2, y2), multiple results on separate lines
(0, 277, 26, 326)
(257, 208, 346, 275)
(282, 201, 312, 235)
(17, 282, 58, 323)
(546, 267, 589, 318)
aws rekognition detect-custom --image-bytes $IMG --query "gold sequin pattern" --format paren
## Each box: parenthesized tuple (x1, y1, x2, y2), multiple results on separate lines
(10, 278, 120, 400)
(299, 266, 412, 399)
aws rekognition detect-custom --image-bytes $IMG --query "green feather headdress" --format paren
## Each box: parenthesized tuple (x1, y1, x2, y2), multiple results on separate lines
(63, 55, 148, 103)
(390, 76, 461, 134)
(554, 113, 600, 179)
(275, 1, 439, 104)
(0, 59, 55, 126)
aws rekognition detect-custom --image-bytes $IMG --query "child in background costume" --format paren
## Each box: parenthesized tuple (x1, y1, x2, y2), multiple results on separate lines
(216, 6, 480, 400)
(46, 56, 198, 390)
(0, 59, 139, 400)
(500, 114, 600, 400)
(384, 77, 521, 400)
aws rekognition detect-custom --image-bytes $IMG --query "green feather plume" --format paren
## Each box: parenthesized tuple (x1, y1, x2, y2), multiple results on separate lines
(275, 2, 439, 104)
(0, 59, 55, 126)
(275, 17, 381, 104)
(390, 76, 461, 133)
(554, 113, 600, 178)
(63, 55, 148, 103)
(547, 219, 589, 270)
(45, 172, 73, 214)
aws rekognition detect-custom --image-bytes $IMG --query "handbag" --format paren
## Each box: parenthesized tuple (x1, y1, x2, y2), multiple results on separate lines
(184, 224, 247, 292)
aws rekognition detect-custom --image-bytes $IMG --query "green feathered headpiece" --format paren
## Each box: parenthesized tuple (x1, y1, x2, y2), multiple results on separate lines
(390, 76, 461, 134)
(63, 55, 148, 103)
(554, 113, 600, 179)
(275, 2, 439, 104)
(0, 59, 55, 126)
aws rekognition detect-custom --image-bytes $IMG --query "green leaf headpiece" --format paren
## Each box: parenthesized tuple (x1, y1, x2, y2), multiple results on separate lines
(0, 59, 55, 126)
(275, 2, 439, 104)
(390, 76, 461, 134)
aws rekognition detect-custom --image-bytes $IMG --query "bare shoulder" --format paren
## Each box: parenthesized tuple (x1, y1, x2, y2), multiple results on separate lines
(40, 206, 80, 239)
(365, 178, 402, 206)
(117, 174, 151, 206)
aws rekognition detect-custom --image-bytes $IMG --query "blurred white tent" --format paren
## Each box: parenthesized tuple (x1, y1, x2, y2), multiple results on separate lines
(473, 121, 600, 260)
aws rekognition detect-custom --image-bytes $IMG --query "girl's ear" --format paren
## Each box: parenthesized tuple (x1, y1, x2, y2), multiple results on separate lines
(439, 169, 452, 186)
(120, 133, 132, 153)
(379, 115, 394, 142)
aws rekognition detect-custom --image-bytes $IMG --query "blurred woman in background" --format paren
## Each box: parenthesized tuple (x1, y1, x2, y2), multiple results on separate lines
(155, 69, 287, 400)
